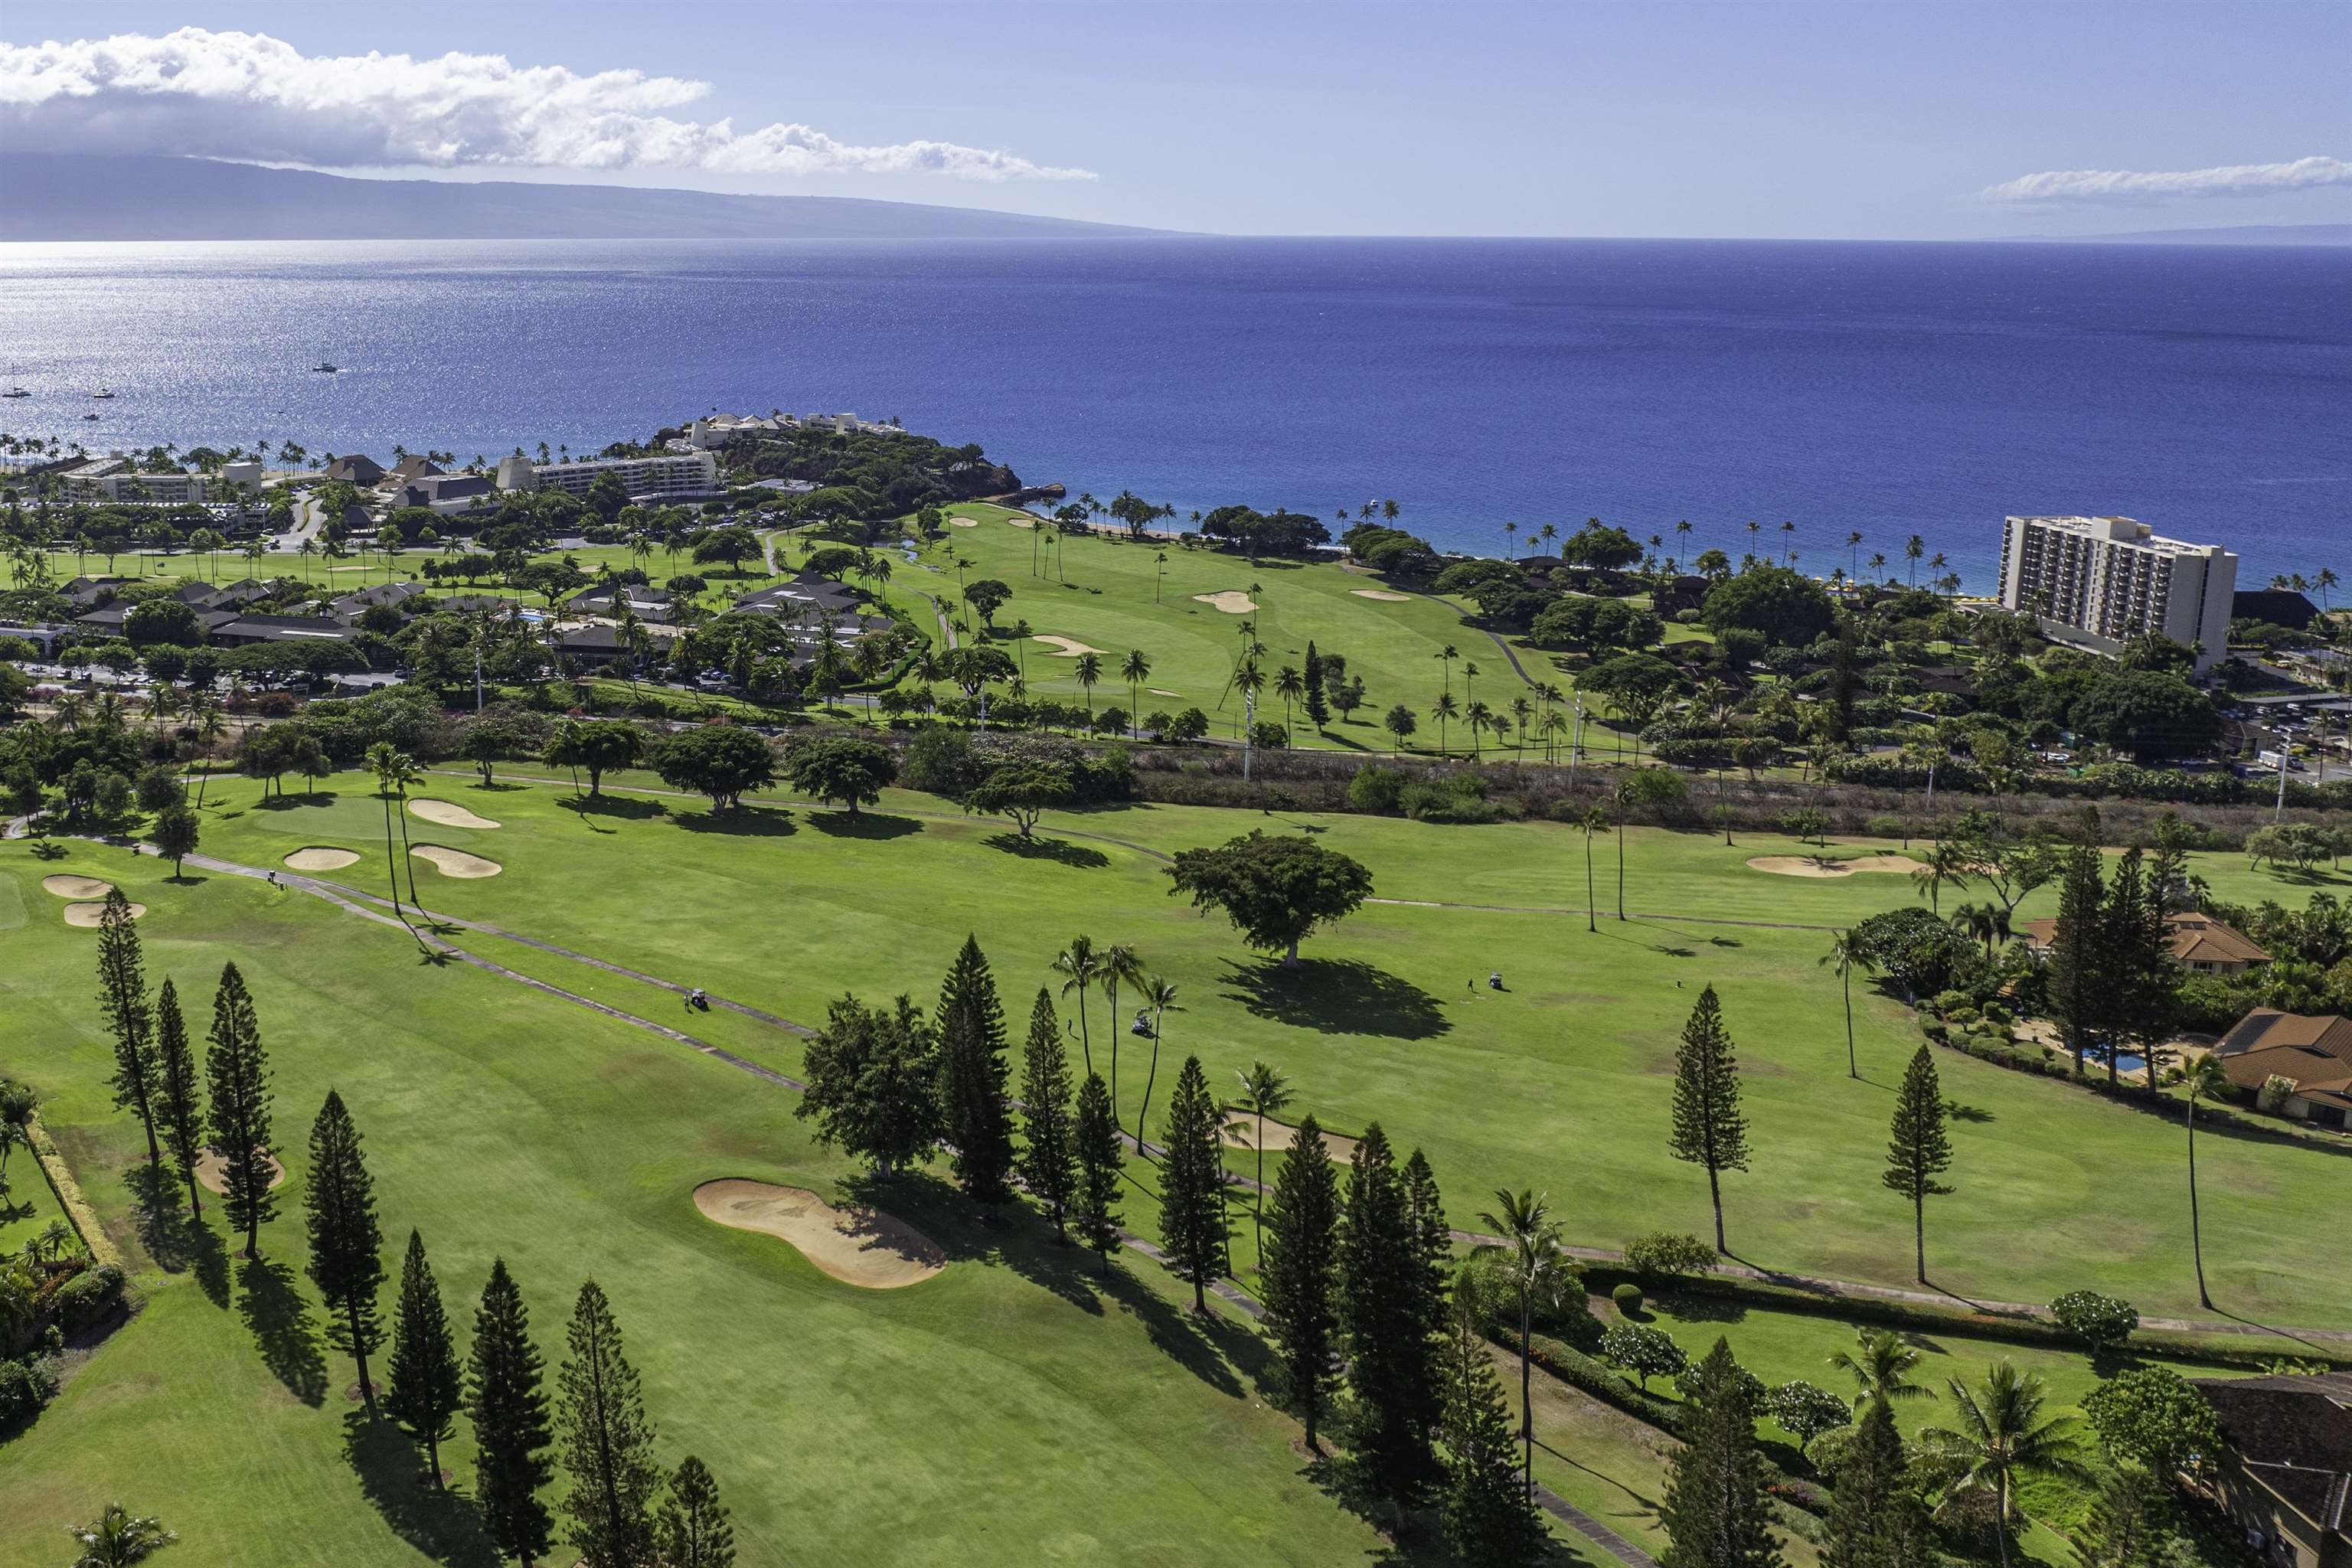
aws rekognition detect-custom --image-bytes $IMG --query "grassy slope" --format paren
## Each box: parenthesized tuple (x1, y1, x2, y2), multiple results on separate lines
(0, 844, 1391, 1568)
(897, 506, 1486, 747)
(175, 769, 2350, 1330)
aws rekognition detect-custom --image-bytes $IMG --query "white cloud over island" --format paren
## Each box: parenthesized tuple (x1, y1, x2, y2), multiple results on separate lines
(0, 28, 1096, 182)
(1983, 155, 2351, 204)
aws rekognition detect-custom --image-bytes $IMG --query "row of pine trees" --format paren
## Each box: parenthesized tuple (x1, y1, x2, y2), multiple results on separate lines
(87, 887, 734, 1566)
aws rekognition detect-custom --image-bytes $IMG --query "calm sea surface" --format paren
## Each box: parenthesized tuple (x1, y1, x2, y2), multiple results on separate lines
(0, 237, 2344, 592)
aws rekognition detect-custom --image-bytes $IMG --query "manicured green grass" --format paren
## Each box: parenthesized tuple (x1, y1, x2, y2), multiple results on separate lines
(180, 770, 2351, 1329)
(0, 843, 1396, 1568)
(900, 507, 1491, 747)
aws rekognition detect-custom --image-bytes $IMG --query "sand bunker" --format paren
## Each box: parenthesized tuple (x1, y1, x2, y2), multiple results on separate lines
(407, 799, 500, 830)
(63, 900, 145, 927)
(949, 516, 980, 527)
(41, 874, 114, 899)
(194, 1147, 286, 1196)
(284, 846, 361, 871)
(1192, 591, 1258, 614)
(1351, 589, 1413, 602)
(1149, 688, 1184, 697)
(1747, 854, 1926, 879)
(693, 1181, 944, 1289)
(1032, 634, 1109, 657)
(1222, 1111, 1361, 1165)
(1004, 516, 1036, 528)
(410, 844, 502, 879)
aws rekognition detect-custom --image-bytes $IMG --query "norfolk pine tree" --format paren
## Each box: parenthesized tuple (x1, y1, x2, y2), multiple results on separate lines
(304, 1089, 387, 1403)
(936, 936, 1016, 1208)
(94, 887, 162, 1164)
(1668, 985, 1751, 1254)
(658, 1456, 736, 1568)
(1339, 1123, 1442, 1520)
(2047, 845, 2107, 1077)
(1259, 1113, 1341, 1449)
(1015, 989, 1077, 1240)
(557, 1280, 662, 1567)
(1438, 1269, 1547, 1568)
(1072, 1072, 1124, 1276)
(387, 1230, 464, 1487)
(469, 1259, 555, 1565)
(1659, 1338, 1785, 1568)
(1883, 1045, 1954, 1284)
(1822, 1398, 1929, 1568)
(203, 962, 275, 1258)
(1157, 1055, 1231, 1313)
(151, 979, 205, 1220)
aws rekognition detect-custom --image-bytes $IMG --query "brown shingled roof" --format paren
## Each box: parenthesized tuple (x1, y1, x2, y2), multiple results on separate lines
(2020, 911, 2269, 966)
(2215, 1009, 2352, 1099)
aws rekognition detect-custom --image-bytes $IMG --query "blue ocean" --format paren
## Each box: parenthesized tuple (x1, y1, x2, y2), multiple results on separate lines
(0, 237, 2345, 593)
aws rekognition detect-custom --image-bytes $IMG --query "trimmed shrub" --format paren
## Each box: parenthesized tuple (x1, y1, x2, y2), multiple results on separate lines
(1623, 1230, 1716, 1281)
(2050, 1290, 2138, 1350)
(1612, 1282, 1645, 1318)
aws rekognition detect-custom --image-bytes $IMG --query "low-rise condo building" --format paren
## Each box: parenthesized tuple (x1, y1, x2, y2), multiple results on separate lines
(64, 454, 265, 505)
(1995, 514, 2236, 672)
(495, 449, 719, 502)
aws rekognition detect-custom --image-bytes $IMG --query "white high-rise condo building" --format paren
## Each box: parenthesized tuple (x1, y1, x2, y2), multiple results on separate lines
(1996, 515, 2236, 673)
(495, 449, 719, 501)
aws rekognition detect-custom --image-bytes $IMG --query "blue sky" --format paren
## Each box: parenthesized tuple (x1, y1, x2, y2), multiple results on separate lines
(3, 1, 2347, 238)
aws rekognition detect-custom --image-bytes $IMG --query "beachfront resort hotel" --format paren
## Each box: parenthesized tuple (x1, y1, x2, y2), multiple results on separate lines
(1996, 515, 2237, 672)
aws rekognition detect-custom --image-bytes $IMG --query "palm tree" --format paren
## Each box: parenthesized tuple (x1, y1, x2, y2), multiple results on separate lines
(1121, 648, 1152, 730)
(1820, 929, 1875, 1079)
(1054, 938, 1102, 1078)
(66, 1504, 177, 1566)
(1827, 1325, 1936, 1410)
(1868, 551, 1889, 580)
(2184, 1054, 2232, 1310)
(1779, 520, 1796, 563)
(1905, 534, 1926, 587)
(1475, 1188, 1569, 1502)
(1919, 1363, 2093, 1567)
(1578, 804, 1609, 932)
(1073, 652, 1102, 713)
(1099, 943, 1145, 1116)
(1135, 977, 1182, 1155)
(1274, 665, 1304, 739)
(1430, 691, 1459, 756)
(364, 742, 411, 921)
(1949, 900, 2011, 959)
(1911, 837, 1972, 915)
(1233, 1061, 1292, 1263)
(1435, 643, 1458, 698)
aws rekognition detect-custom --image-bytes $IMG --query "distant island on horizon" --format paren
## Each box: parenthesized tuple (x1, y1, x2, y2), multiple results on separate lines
(0, 153, 1178, 242)
(2017, 221, 2352, 247)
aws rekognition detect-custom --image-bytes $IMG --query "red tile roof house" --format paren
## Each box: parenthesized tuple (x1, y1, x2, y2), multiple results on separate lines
(2215, 1010, 2352, 1131)
(2020, 911, 2272, 977)
(2193, 1374, 2352, 1568)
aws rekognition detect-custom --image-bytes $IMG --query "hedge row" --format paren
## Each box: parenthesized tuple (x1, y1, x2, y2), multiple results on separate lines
(28, 1117, 121, 1270)
(1580, 1264, 2352, 1374)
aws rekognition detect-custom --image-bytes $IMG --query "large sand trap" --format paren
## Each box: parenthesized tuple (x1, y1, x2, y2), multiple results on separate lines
(1351, 589, 1413, 602)
(194, 1146, 286, 1196)
(1149, 688, 1183, 697)
(410, 844, 502, 878)
(284, 846, 361, 871)
(1032, 634, 1109, 657)
(949, 516, 980, 527)
(1222, 1111, 1361, 1165)
(1192, 591, 1258, 614)
(41, 874, 114, 899)
(64, 900, 144, 926)
(1747, 854, 1926, 878)
(693, 1180, 944, 1289)
(408, 799, 500, 830)
(1004, 516, 1036, 528)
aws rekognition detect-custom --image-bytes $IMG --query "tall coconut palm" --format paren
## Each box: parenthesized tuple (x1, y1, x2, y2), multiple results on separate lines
(1231, 1060, 1292, 1263)
(1134, 976, 1182, 1154)
(1053, 937, 1102, 1078)
(1579, 804, 1609, 933)
(1274, 665, 1305, 739)
(1921, 1364, 2092, 1566)
(2184, 1053, 2232, 1309)
(1475, 1187, 1570, 1501)
(364, 742, 411, 921)
(1121, 648, 1152, 730)
(1073, 652, 1102, 713)
(1819, 929, 1875, 1079)
(1100, 943, 1145, 1113)
(1430, 691, 1459, 756)
(1828, 1325, 1936, 1410)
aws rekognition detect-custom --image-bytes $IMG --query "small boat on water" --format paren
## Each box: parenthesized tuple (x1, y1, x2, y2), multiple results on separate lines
(82, 411, 100, 420)
(91, 387, 116, 400)
(312, 362, 340, 374)
(0, 386, 27, 399)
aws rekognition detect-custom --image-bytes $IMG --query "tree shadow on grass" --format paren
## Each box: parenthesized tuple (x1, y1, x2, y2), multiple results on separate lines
(342, 1408, 500, 1566)
(810, 811, 922, 841)
(841, 1168, 1106, 1317)
(238, 1255, 328, 1406)
(1220, 958, 1450, 1040)
(984, 832, 1109, 869)
(671, 806, 797, 837)
(126, 1163, 229, 1305)
(1657, 1291, 1747, 1325)
(570, 793, 668, 820)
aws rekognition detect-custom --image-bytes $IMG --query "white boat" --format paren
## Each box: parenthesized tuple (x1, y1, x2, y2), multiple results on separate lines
(91, 387, 116, 400)
(0, 387, 27, 399)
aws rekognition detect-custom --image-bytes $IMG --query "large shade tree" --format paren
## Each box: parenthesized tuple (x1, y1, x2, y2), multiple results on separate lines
(1165, 831, 1372, 965)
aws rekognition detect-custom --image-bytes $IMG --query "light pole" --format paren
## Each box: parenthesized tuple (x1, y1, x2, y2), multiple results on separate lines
(1569, 697, 1585, 787)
